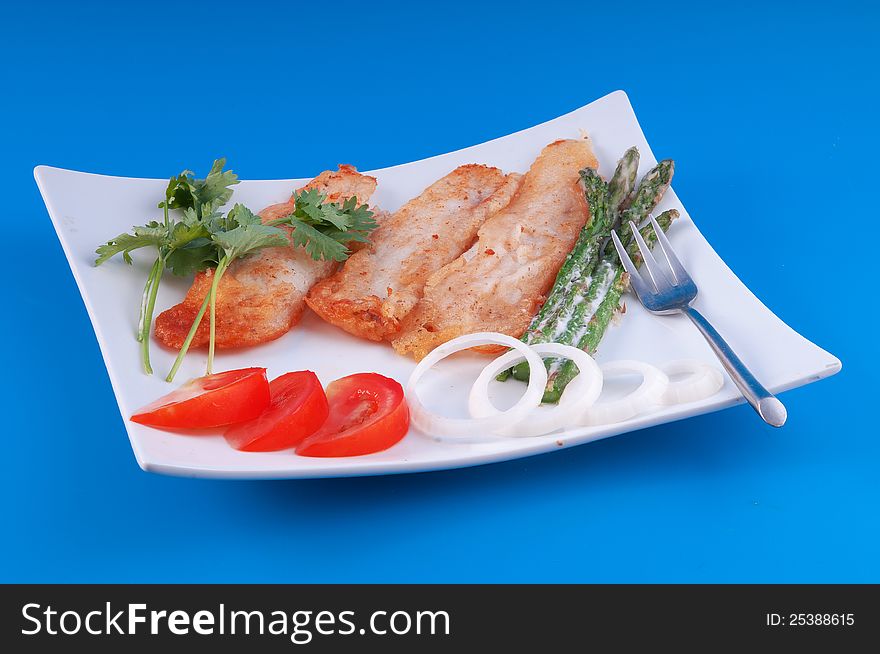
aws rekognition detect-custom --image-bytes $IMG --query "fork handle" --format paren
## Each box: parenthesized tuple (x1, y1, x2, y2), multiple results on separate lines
(684, 306, 787, 427)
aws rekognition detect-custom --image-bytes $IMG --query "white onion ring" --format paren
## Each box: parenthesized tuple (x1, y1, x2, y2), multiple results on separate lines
(406, 332, 547, 439)
(659, 359, 724, 405)
(583, 360, 669, 426)
(469, 343, 603, 437)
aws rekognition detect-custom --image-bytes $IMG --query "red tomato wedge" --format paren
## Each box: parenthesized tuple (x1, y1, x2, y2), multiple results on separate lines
(296, 373, 409, 457)
(131, 368, 270, 429)
(224, 371, 329, 451)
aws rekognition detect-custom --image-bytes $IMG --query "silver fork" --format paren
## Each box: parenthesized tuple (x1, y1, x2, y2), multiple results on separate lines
(611, 216, 787, 427)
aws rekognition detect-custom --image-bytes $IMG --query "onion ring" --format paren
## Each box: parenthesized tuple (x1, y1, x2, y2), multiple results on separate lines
(659, 359, 724, 405)
(583, 360, 669, 426)
(405, 332, 547, 439)
(469, 343, 602, 437)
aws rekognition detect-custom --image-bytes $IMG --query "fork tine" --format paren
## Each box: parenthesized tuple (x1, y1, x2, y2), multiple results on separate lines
(611, 230, 653, 301)
(629, 220, 673, 290)
(649, 214, 690, 284)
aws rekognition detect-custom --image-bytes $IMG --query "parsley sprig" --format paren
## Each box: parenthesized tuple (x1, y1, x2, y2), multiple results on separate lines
(96, 159, 239, 375)
(164, 204, 290, 381)
(268, 188, 378, 262)
(95, 159, 377, 381)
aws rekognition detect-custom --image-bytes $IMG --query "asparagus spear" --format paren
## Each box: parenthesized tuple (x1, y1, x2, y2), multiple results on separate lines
(541, 209, 679, 402)
(498, 172, 608, 383)
(548, 150, 646, 329)
(526, 149, 642, 339)
(607, 146, 640, 227)
(608, 159, 674, 254)
(505, 152, 674, 384)
(548, 169, 674, 372)
(525, 169, 611, 339)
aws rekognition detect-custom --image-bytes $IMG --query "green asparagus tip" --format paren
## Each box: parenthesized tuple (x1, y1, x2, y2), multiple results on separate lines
(512, 362, 531, 382)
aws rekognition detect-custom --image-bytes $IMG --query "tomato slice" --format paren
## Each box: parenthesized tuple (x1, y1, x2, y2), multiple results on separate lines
(131, 368, 270, 429)
(295, 373, 409, 457)
(224, 371, 329, 451)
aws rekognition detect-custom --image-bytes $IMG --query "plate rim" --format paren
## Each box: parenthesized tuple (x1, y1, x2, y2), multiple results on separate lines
(34, 89, 842, 479)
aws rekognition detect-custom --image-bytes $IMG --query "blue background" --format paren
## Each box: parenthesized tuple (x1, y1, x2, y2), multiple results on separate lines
(2, 0, 877, 582)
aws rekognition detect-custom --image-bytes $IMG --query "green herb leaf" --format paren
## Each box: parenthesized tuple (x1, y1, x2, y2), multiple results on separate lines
(212, 223, 290, 261)
(341, 196, 378, 234)
(290, 189, 327, 224)
(267, 189, 376, 262)
(325, 228, 370, 244)
(292, 189, 351, 232)
(160, 170, 197, 211)
(95, 222, 167, 266)
(287, 217, 351, 262)
(197, 158, 239, 210)
(158, 158, 239, 218)
(165, 241, 217, 277)
(167, 220, 209, 248)
(226, 203, 262, 227)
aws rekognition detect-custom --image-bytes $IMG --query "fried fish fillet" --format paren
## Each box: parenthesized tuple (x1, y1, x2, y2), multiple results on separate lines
(154, 165, 377, 350)
(305, 165, 522, 341)
(392, 139, 597, 360)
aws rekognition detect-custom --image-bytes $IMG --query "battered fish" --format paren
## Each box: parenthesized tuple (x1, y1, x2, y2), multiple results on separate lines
(154, 165, 378, 350)
(392, 139, 597, 360)
(306, 164, 521, 341)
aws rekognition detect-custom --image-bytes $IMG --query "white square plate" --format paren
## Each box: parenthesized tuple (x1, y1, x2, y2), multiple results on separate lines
(35, 91, 841, 478)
